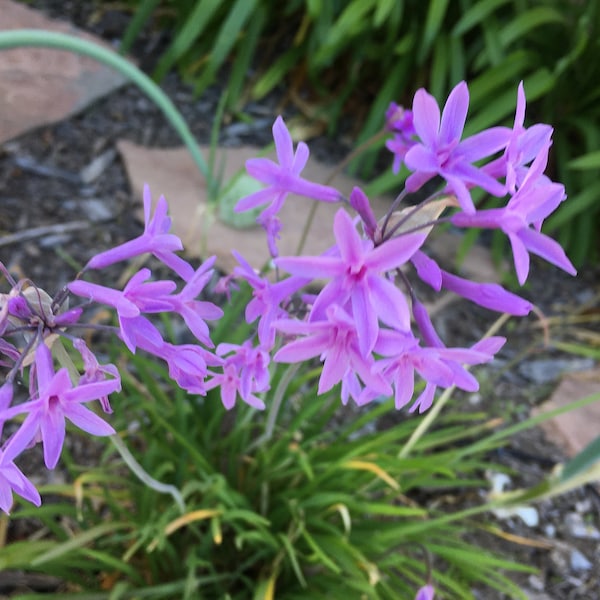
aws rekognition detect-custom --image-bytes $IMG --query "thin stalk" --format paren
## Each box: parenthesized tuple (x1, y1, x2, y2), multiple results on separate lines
(0, 30, 214, 196)
(294, 128, 387, 256)
(247, 363, 300, 452)
(109, 433, 185, 513)
(398, 312, 512, 459)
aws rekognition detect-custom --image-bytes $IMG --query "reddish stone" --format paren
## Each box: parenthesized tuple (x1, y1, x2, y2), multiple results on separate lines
(0, 0, 128, 144)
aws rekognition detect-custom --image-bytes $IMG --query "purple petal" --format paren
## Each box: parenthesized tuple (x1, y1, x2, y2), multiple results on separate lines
(275, 255, 343, 279)
(369, 274, 411, 330)
(518, 228, 577, 277)
(439, 81, 469, 145)
(508, 232, 531, 285)
(351, 283, 378, 356)
(411, 251, 442, 290)
(412, 88, 441, 148)
(365, 232, 426, 272)
(41, 407, 65, 469)
(293, 141, 310, 173)
(458, 127, 511, 162)
(274, 333, 329, 363)
(334, 209, 366, 266)
(273, 116, 294, 167)
(65, 403, 116, 437)
(404, 145, 439, 172)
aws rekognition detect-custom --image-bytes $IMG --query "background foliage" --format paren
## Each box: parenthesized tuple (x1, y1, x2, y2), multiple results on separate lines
(118, 0, 600, 265)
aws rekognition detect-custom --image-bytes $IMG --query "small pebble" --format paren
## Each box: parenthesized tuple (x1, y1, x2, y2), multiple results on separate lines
(570, 549, 592, 571)
(565, 512, 600, 540)
(518, 358, 596, 384)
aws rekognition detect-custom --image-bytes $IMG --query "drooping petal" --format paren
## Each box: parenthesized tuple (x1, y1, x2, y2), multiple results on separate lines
(518, 228, 577, 277)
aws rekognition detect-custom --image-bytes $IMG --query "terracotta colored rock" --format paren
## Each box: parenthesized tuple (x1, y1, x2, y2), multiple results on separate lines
(533, 369, 600, 457)
(0, 0, 129, 144)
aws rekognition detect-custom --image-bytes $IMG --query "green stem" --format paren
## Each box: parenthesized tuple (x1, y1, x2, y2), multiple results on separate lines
(110, 433, 185, 513)
(246, 363, 300, 452)
(0, 30, 214, 195)
(294, 127, 387, 256)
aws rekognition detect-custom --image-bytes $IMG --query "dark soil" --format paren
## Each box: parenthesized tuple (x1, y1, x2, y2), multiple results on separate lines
(1, 3, 600, 599)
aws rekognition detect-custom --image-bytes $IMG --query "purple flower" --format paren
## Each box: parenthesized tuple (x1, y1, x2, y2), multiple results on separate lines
(0, 450, 41, 513)
(274, 304, 391, 399)
(372, 328, 504, 412)
(216, 340, 271, 399)
(86, 185, 194, 281)
(415, 584, 435, 600)
(256, 212, 282, 258)
(276, 208, 426, 355)
(68, 269, 172, 353)
(167, 258, 223, 347)
(1, 344, 119, 469)
(404, 81, 510, 213)
(385, 104, 417, 174)
(451, 146, 575, 285)
(441, 270, 532, 315)
(485, 82, 553, 193)
(235, 116, 340, 217)
(74, 338, 119, 414)
(349, 187, 378, 241)
(147, 341, 215, 395)
(233, 251, 307, 349)
(205, 342, 268, 411)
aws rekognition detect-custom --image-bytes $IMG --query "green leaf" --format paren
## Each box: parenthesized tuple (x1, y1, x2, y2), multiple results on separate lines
(498, 7, 565, 48)
(31, 523, 132, 566)
(120, 0, 162, 54)
(193, 0, 259, 96)
(153, 0, 221, 81)
(561, 435, 600, 481)
(545, 181, 600, 230)
(373, 0, 399, 27)
(568, 149, 600, 170)
(313, 0, 376, 66)
(418, 0, 450, 64)
(252, 47, 304, 99)
(452, 0, 512, 37)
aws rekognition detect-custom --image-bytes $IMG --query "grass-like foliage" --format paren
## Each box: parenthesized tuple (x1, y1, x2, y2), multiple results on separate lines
(118, 0, 600, 264)
(1, 322, 539, 600)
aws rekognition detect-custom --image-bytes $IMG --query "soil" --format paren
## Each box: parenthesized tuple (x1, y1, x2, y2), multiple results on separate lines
(1, 3, 600, 599)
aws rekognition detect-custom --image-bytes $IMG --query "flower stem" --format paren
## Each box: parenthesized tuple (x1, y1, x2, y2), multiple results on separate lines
(110, 433, 185, 513)
(295, 128, 387, 256)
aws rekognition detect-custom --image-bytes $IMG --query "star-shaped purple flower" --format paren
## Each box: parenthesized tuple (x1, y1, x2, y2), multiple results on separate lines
(276, 208, 426, 355)
(404, 81, 510, 213)
(235, 116, 340, 218)
(1, 344, 120, 470)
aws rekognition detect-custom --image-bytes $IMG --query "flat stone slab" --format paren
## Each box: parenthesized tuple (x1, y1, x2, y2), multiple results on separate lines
(0, 0, 129, 144)
(533, 369, 600, 457)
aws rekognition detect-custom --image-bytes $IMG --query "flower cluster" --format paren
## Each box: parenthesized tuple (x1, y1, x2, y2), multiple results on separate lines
(0, 81, 575, 531)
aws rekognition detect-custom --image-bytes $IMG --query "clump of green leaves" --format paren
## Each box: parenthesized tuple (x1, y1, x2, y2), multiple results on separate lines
(118, 0, 600, 264)
(3, 311, 600, 598)
(0, 331, 533, 598)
